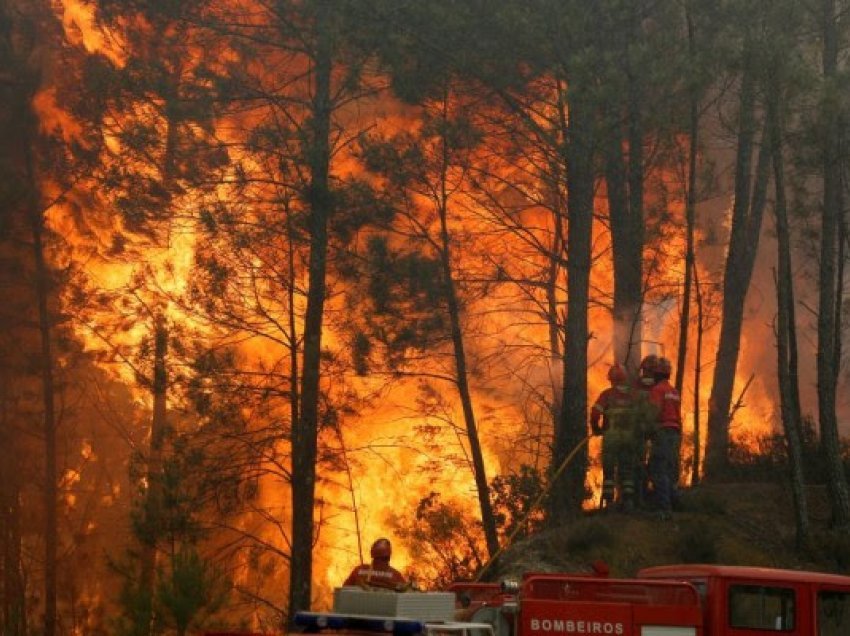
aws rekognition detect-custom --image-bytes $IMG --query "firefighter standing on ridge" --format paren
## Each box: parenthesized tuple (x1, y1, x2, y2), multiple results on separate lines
(648, 357, 682, 521)
(343, 538, 408, 590)
(632, 354, 662, 508)
(590, 364, 643, 511)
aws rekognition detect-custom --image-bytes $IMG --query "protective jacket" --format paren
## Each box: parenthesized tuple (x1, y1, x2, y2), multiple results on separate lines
(649, 379, 682, 431)
(343, 562, 406, 589)
(591, 383, 650, 508)
(590, 385, 634, 433)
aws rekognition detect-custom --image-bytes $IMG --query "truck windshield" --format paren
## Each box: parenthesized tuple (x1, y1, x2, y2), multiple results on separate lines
(728, 585, 795, 631)
(818, 590, 850, 636)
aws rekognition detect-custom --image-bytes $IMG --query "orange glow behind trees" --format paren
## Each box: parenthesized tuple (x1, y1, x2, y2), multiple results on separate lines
(1, 0, 847, 633)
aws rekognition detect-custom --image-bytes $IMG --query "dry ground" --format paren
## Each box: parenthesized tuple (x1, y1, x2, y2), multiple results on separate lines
(489, 483, 849, 581)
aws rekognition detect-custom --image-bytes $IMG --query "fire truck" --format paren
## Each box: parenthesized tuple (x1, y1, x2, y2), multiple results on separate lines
(275, 564, 850, 636)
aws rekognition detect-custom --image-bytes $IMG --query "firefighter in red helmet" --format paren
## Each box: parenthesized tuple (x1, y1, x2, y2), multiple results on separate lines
(590, 363, 643, 511)
(638, 354, 660, 390)
(343, 538, 407, 590)
(631, 354, 663, 508)
(648, 356, 682, 520)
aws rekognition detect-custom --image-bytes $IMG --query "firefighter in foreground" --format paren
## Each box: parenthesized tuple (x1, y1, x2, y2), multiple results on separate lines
(343, 538, 408, 590)
(590, 363, 645, 511)
(648, 357, 682, 520)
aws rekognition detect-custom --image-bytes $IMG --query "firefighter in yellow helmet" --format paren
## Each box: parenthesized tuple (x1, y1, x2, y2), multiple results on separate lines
(343, 538, 407, 590)
(590, 363, 643, 511)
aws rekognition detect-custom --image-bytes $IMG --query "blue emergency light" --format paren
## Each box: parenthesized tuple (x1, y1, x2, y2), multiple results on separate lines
(294, 612, 426, 636)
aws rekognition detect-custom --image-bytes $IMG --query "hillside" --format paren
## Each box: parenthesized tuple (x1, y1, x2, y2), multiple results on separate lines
(489, 483, 850, 581)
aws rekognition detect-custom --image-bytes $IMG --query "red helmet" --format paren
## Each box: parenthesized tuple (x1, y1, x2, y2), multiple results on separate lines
(607, 363, 627, 385)
(639, 354, 659, 377)
(370, 538, 392, 560)
(656, 357, 672, 377)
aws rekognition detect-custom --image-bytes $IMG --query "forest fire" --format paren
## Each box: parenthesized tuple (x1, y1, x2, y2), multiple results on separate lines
(3, 0, 850, 635)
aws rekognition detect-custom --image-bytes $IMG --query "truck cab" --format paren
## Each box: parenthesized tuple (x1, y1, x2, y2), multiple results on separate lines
(639, 564, 850, 635)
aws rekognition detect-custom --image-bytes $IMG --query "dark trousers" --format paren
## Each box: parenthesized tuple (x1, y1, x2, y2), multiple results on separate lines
(649, 428, 681, 513)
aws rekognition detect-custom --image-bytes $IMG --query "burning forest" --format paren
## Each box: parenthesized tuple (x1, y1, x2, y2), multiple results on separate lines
(2, 0, 850, 633)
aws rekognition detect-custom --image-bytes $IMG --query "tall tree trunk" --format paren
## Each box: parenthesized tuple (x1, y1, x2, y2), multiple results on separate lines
(551, 84, 593, 523)
(27, 151, 58, 636)
(603, 32, 644, 370)
(546, 176, 566, 360)
(137, 77, 180, 633)
(691, 263, 704, 486)
(676, 9, 699, 395)
(625, 60, 644, 365)
(437, 206, 499, 559)
(5, 6, 48, 631)
(605, 116, 644, 369)
(0, 402, 25, 635)
(817, 0, 850, 528)
(287, 197, 300, 443)
(140, 315, 168, 633)
(435, 97, 499, 560)
(705, 38, 769, 479)
(288, 0, 333, 622)
(767, 76, 809, 547)
(20, 52, 59, 624)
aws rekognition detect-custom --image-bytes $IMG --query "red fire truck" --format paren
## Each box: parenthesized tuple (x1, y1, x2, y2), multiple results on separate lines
(210, 564, 850, 636)
(448, 565, 850, 636)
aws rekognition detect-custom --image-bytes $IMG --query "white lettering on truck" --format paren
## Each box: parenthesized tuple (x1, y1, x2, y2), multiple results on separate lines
(529, 618, 624, 635)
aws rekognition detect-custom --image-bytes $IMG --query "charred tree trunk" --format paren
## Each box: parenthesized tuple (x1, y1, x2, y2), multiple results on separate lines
(140, 315, 168, 631)
(817, 0, 850, 529)
(603, 29, 644, 370)
(136, 74, 180, 632)
(287, 199, 300, 433)
(437, 199, 500, 560)
(551, 85, 593, 523)
(3, 7, 42, 632)
(288, 0, 333, 621)
(0, 404, 25, 635)
(625, 62, 644, 365)
(767, 77, 809, 547)
(547, 179, 566, 360)
(604, 115, 644, 369)
(705, 38, 770, 479)
(22, 86, 58, 633)
(691, 263, 704, 486)
(435, 99, 499, 560)
(676, 10, 699, 395)
(27, 156, 58, 636)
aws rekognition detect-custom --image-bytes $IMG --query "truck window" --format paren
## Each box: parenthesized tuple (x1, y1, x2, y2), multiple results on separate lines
(687, 580, 707, 602)
(728, 585, 795, 631)
(818, 590, 850, 636)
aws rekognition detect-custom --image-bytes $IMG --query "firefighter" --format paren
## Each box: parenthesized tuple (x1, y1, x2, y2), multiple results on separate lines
(632, 354, 662, 509)
(590, 363, 642, 511)
(343, 538, 408, 590)
(648, 357, 682, 520)
(637, 354, 660, 391)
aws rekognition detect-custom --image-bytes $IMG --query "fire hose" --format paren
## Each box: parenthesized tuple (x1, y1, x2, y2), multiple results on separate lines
(474, 433, 592, 582)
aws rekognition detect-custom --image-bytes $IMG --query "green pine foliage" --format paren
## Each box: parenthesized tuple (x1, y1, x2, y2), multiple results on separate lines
(113, 428, 234, 635)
